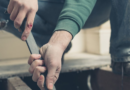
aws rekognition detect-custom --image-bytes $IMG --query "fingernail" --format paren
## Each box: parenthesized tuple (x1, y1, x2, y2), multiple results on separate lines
(38, 54, 41, 57)
(15, 25, 19, 29)
(18, 29, 22, 32)
(22, 35, 27, 41)
(48, 83, 53, 89)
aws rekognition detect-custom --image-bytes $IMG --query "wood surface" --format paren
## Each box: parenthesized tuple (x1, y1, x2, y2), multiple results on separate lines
(7, 77, 31, 90)
(0, 53, 111, 79)
(0, 31, 30, 60)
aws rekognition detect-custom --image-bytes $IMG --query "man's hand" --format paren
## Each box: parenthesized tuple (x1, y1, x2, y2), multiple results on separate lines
(28, 31, 72, 90)
(28, 43, 63, 90)
(7, 0, 38, 41)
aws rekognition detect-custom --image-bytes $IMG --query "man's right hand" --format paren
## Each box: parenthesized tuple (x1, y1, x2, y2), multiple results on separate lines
(28, 31, 72, 90)
(28, 43, 63, 90)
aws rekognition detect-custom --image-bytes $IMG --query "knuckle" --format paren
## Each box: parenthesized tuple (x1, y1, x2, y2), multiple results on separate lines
(56, 69, 61, 74)
(15, 1, 22, 6)
(12, 0, 17, 4)
(14, 20, 21, 28)
(47, 75, 54, 81)
(23, 4, 29, 10)
(54, 76, 58, 83)
(29, 67, 33, 74)
(30, 7, 38, 12)
(10, 16, 14, 21)
(7, 9, 11, 14)
(34, 60, 39, 65)
(50, 62, 57, 67)
(35, 67, 40, 72)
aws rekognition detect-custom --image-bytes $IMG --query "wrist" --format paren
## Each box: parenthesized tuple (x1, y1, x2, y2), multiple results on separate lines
(48, 31, 72, 51)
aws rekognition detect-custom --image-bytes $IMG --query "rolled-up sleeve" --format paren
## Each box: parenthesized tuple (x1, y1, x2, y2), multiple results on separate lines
(54, 0, 97, 38)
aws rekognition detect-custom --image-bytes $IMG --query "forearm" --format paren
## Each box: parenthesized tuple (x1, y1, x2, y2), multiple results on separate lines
(54, 0, 97, 38)
(48, 31, 72, 52)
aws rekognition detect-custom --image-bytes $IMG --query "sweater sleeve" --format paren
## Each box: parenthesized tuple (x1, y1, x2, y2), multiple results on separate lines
(54, 0, 97, 38)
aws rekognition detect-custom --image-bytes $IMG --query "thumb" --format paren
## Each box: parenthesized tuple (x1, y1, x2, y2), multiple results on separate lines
(46, 67, 56, 90)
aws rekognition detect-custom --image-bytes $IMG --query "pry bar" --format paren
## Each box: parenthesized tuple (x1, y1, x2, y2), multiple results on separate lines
(20, 19, 56, 90)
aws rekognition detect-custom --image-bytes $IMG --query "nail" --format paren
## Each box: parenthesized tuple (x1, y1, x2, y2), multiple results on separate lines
(22, 35, 27, 41)
(38, 54, 41, 58)
(39, 76, 43, 80)
(48, 83, 53, 89)
(18, 29, 22, 32)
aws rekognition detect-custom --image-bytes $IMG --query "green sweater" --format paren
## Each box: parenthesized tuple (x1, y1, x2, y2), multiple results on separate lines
(54, 0, 97, 38)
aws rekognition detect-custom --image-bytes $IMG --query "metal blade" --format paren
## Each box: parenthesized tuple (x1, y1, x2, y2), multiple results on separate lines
(26, 32, 39, 54)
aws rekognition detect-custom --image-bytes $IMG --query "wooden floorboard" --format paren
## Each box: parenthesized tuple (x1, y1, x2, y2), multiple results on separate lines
(7, 77, 31, 90)
(61, 56, 110, 73)
(0, 64, 31, 79)
(0, 53, 111, 79)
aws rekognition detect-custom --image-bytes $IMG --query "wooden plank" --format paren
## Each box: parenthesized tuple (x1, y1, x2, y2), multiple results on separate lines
(7, 77, 31, 90)
(64, 53, 110, 60)
(0, 31, 30, 60)
(62, 53, 111, 72)
(0, 64, 31, 79)
(61, 56, 110, 73)
(0, 53, 110, 79)
(0, 58, 28, 66)
(0, 30, 15, 38)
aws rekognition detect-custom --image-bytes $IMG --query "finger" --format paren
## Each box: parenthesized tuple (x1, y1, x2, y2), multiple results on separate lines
(29, 60, 44, 74)
(28, 54, 41, 65)
(32, 66, 46, 82)
(37, 75, 45, 90)
(10, 4, 19, 21)
(21, 11, 36, 41)
(14, 6, 27, 29)
(7, 1, 15, 14)
(46, 66, 57, 90)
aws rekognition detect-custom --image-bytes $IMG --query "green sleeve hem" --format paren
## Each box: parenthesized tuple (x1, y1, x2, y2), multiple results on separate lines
(54, 19, 79, 39)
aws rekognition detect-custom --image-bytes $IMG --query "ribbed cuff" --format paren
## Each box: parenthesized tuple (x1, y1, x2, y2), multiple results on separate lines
(54, 19, 79, 39)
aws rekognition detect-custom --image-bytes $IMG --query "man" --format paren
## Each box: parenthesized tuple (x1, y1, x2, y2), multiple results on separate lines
(0, 0, 130, 90)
